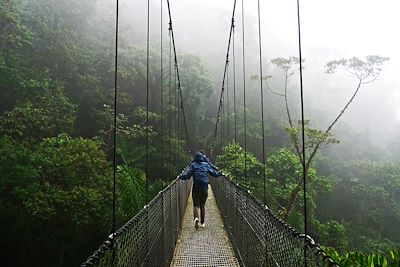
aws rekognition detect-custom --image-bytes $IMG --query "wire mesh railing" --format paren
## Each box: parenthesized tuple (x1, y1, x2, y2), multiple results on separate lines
(210, 175, 340, 267)
(81, 177, 192, 267)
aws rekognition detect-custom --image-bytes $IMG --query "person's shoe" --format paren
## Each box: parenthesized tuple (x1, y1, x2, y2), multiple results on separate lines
(199, 223, 205, 228)
(194, 218, 199, 229)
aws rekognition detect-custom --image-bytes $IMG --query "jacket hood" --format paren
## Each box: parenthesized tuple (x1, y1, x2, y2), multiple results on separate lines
(193, 152, 204, 163)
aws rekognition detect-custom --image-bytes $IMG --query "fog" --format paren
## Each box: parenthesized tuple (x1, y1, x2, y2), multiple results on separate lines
(117, 0, 400, 154)
(3, 0, 400, 262)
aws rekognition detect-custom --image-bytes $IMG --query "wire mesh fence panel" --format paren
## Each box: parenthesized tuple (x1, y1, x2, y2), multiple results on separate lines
(210, 176, 339, 267)
(82, 174, 337, 267)
(81, 177, 192, 267)
(144, 194, 163, 267)
(163, 187, 173, 266)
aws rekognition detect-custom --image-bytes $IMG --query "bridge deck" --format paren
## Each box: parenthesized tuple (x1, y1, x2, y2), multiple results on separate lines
(171, 186, 240, 267)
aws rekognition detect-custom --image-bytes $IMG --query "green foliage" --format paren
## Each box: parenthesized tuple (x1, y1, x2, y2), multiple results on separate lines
(265, 148, 333, 228)
(313, 220, 349, 251)
(179, 54, 214, 148)
(0, 0, 193, 265)
(115, 165, 146, 226)
(216, 143, 263, 192)
(318, 160, 400, 252)
(324, 247, 400, 267)
(0, 134, 112, 266)
(286, 120, 339, 154)
(0, 85, 76, 141)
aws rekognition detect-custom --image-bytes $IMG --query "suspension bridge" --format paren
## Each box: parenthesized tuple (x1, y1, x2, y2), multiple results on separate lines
(82, 0, 340, 266)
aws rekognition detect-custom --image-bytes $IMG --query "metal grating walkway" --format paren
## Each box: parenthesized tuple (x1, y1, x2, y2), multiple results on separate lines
(171, 185, 240, 267)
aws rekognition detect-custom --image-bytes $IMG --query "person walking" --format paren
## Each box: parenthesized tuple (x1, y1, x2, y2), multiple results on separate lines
(179, 151, 221, 229)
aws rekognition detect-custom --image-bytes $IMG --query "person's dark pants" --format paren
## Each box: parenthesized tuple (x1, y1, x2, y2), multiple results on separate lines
(192, 189, 208, 224)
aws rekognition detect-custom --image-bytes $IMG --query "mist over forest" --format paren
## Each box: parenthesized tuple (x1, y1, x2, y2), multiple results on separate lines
(1, 0, 399, 266)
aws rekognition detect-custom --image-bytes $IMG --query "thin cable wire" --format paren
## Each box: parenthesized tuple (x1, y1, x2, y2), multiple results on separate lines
(227, 60, 230, 142)
(168, 26, 172, 170)
(296, 0, 308, 265)
(221, 94, 224, 150)
(174, 65, 178, 165)
(241, 0, 247, 179)
(160, 5, 166, 261)
(210, 0, 237, 156)
(112, 0, 119, 262)
(257, 0, 266, 206)
(145, 0, 150, 204)
(233, 23, 237, 144)
(256, 0, 268, 263)
(177, 65, 181, 161)
(160, 0, 164, 174)
(166, 0, 190, 151)
(160, 2, 165, 260)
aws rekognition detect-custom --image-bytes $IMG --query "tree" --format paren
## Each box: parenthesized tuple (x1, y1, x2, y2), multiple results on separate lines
(0, 134, 113, 266)
(265, 148, 334, 230)
(323, 160, 400, 252)
(256, 55, 388, 218)
(0, 85, 76, 142)
(216, 143, 263, 193)
(179, 54, 214, 149)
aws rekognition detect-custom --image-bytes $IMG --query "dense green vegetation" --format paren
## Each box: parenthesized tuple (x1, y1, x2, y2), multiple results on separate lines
(0, 0, 192, 265)
(214, 55, 400, 263)
(1, 0, 399, 266)
(324, 248, 400, 267)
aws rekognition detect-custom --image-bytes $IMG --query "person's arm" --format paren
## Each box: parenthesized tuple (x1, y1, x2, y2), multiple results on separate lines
(206, 163, 222, 177)
(203, 155, 218, 171)
(179, 164, 193, 180)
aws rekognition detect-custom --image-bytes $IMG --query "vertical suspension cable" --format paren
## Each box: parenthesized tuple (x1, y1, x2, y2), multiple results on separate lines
(112, 0, 119, 262)
(210, 0, 237, 157)
(159, 3, 165, 261)
(221, 94, 224, 151)
(256, 0, 267, 263)
(227, 61, 230, 142)
(168, 26, 172, 172)
(160, 1, 165, 260)
(145, 0, 150, 204)
(177, 65, 181, 162)
(160, 0, 164, 174)
(166, 0, 191, 152)
(174, 64, 178, 165)
(232, 19, 238, 176)
(296, 0, 308, 265)
(257, 0, 266, 206)
(241, 0, 247, 179)
(233, 22, 237, 144)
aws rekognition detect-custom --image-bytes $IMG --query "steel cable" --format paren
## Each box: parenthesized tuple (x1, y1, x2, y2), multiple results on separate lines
(166, 0, 190, 151)
(241, 0, 247, 180)
(296, 0, 308, 265)
(211, 0, 237, 157)
(112, 0, 119, 262)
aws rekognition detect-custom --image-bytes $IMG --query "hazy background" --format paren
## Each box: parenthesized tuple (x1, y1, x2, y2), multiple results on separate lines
(119, 0, 400, 154)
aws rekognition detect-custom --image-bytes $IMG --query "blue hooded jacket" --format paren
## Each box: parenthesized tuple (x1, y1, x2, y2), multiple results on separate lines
(179, 152, 221, 191)
(196, 151, 217, 171)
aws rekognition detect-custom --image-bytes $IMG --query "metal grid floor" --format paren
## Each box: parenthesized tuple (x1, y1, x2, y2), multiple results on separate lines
(171, 186, 240, 267)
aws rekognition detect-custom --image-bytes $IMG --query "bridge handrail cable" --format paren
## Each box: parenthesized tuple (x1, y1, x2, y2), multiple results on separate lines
(210, 175, 339, 267)
(81, 176, 192, 266)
